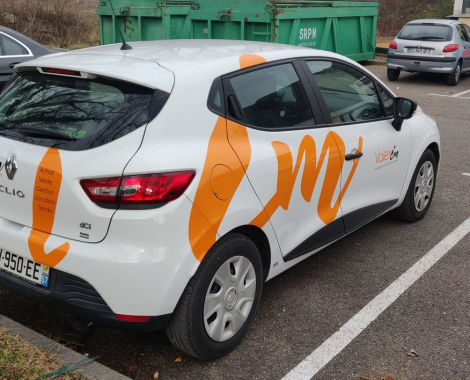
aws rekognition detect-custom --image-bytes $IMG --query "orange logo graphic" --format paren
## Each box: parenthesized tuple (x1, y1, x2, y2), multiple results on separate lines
(28, 148, 70, 267)
(188, 118, 252, 262)
(189, 117, 363, 262)
(251, 132, 363, 228)
(375, 146, 399, 164)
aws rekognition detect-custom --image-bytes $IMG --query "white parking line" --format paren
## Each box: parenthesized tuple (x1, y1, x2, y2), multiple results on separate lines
(429, 93, 470, 99)
(451, 89, 470, 97)
(282, 217, 470, 380)
(463, 173, 470, 177)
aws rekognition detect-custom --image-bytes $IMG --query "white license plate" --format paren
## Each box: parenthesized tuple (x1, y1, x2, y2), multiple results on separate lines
(407, 47, 432, 54)
(0, 249, 50, 287)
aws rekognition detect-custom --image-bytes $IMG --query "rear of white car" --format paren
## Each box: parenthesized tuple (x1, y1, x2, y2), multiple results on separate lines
(0, 52, 193, 330)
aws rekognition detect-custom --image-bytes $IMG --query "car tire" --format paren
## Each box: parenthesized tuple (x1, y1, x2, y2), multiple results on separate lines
(391, 149, 436, 223)
(387, 68, 400, 81)
(165, 233, 263, 359)
(447, 62, 461, 86)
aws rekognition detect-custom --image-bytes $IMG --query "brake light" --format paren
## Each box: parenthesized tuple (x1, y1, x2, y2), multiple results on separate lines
(41, 67, 81, 76)
(389, 41, 398, 50)
(80, 171, 195, 205)
(443, 44, 459, 53)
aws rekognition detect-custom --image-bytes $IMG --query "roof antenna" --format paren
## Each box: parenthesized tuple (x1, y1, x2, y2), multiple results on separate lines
(108, 0, 132, 50)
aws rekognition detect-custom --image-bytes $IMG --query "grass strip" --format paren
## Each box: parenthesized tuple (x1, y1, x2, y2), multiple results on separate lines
(0, 329, 86, 380)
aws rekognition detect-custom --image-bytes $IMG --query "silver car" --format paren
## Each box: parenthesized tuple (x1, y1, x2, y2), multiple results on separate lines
(387, 19, 470, 86)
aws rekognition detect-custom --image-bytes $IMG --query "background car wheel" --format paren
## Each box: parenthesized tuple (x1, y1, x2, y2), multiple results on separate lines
(447, 62, 461, 86)
(165, 233, 263, 359)
(391, 149, 436, 222)
(387, 68, 400, 81)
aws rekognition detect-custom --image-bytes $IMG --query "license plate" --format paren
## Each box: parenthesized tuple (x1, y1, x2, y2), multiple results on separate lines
(0, 249, 50, 287)
(407, 47, 432, 54)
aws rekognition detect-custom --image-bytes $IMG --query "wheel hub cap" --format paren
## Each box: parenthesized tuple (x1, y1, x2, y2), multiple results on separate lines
(414, 161, 434, 212)
(203, 256, 257, 342)
(224, 288, 238, 309)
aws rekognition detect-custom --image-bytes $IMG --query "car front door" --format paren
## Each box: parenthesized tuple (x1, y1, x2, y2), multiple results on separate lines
(223, 61, 350, 261)
(0, 32, 33, 90)
(303, 59, 413, 233)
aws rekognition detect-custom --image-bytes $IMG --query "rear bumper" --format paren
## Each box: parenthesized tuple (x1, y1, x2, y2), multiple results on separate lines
(0, 195, 202, 323)
(0, 267, 171, 331)
(387, 53, 458, 73)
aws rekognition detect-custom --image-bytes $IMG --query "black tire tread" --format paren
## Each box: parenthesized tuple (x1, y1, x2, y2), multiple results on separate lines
(387, 68, 400, 81)
(447, 62, 461, 86)
(165, 233, 261, 359)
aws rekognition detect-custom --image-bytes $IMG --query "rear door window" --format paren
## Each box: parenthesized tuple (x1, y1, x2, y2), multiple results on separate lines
(457, 25, 469, 42)
(228, 63, 315, 129)
(2, 35, 28, 56)
(0, 71, 165, 151)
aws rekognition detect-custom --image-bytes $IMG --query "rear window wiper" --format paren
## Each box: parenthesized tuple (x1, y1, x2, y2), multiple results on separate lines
(16, 126, 77, 141)
(417, 36, 445, 40)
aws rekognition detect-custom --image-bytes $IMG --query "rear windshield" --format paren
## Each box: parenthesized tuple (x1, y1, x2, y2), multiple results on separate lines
(398, 24, 453, 41)
(0, 72, 164, 151)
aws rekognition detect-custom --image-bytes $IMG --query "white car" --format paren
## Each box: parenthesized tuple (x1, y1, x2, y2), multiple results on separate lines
(0, 40, 439, 359)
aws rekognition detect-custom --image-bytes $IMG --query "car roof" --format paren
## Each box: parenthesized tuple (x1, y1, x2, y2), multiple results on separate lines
(15, 40, 352, 92)
(406, 19, 458, 26)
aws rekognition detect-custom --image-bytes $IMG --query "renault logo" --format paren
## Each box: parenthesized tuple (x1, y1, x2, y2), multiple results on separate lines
(5, 154, 17, 180)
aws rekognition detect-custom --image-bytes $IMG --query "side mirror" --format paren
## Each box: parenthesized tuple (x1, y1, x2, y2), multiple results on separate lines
(392, 97, 418, 131)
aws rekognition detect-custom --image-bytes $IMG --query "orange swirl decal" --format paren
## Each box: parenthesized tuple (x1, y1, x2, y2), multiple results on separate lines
(28, 148, 70, 267)
(188, 117, 363, 261)
(251, 132, 363, 228)
(188, 117, 252, 262)
(239, 54, 267, 69)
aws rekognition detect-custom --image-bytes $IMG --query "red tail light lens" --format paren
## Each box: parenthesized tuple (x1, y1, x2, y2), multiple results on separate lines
(389, 41, 398, 50)
(443, 44, 459, 53)
(115, 314, 150, 322)
(81, 171, 195, 206)
(80, 177, 121, 203)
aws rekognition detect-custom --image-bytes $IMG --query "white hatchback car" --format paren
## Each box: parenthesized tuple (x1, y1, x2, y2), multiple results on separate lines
(0, 40, 439, 359)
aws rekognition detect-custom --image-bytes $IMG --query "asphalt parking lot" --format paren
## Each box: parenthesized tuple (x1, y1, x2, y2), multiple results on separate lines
(1, 64, 470, 380)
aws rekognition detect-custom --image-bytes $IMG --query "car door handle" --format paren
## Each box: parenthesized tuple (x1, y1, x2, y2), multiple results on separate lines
(345, 152, 363, 161)
(9, 62, 20, 68)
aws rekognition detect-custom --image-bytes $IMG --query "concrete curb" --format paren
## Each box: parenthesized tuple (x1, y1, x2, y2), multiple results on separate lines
(0, 314, 131, 380)
(363, 59, 387, 66)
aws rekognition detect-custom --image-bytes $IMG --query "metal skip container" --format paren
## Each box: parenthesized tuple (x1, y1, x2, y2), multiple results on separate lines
(97, 0, 379, 61)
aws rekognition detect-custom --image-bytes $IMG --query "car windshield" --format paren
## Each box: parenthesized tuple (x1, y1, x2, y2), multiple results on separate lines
(0, 71, 159, 151)
(398, 24, 452, 41)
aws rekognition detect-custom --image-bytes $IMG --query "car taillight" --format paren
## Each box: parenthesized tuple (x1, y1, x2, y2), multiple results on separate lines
(389, 41, 398, 50)
(80, 177, 121, 203)
(41, 67, 81, 76)
(81, 171, 195, 206)
(443, 44, 459, 53)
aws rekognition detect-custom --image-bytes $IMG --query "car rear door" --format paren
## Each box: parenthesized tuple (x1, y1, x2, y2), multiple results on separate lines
(458, 24, 470, 70)
(302, 59, 413, 233)
(223, 61, 347, 261)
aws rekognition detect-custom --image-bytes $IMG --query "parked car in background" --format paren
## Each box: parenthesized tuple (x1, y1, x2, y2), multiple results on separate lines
(0, 40, 440, 359)
(0, 26, 57, 91)
(387, 19, 470, 86)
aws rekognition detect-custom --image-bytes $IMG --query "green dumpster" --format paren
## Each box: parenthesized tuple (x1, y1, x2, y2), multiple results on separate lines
(97, 0, 378, 61)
